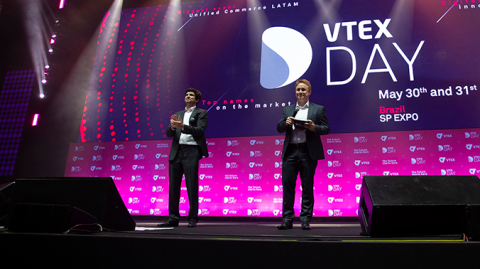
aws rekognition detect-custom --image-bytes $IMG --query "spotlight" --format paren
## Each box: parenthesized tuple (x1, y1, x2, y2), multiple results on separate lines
(32, 114, 39, 126)
(41, 79, 47, 84)
(48, 48, 53, 53)
(50, 39, 55, 44)
(52, 33, 57, 38)
(45, 64, 50, 69)
(39, 94, 45, 98)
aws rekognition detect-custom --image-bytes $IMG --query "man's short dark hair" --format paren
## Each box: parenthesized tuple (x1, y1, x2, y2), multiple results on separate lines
(186, 88, 202, 104)
(295, 79, 311, 92)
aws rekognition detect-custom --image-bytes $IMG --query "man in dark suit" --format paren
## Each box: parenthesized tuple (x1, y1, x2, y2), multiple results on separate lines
(157, 88, 208, 228)
(276, 79, 330, 230)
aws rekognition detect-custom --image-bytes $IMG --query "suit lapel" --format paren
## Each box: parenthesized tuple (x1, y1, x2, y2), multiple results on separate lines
(307, 103, 314, 120)
(289, 105, 297, 117)
(190, 109, 198, 122)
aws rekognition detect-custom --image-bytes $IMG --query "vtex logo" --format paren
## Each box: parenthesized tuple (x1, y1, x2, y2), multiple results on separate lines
(260, 27, 312, 89)
(247, 209, 260, 216)
(250, 140, 256, 145)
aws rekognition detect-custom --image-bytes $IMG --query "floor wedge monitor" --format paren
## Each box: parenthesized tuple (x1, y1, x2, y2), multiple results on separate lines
(5, 177, 135, 231)
(358, 175, 480, 237)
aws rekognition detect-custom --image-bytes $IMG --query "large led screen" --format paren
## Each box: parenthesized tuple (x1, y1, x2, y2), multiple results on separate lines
(81, 0, 480, 141)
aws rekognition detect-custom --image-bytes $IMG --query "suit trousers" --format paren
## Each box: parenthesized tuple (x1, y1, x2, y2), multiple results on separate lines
(282, 143, 318, 223)
(168, 145, 202, 221)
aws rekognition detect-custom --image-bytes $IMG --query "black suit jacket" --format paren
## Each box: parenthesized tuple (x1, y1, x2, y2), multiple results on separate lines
(277, 102, 330, 160)
(166, 108, 209, 161)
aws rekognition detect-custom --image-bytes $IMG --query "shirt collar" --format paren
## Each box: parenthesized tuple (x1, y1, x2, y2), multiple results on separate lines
(185, 106, 196, 113)
(296, 101, 309, 109)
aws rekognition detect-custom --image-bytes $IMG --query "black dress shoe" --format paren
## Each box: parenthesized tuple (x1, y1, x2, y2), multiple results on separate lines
(187, 219, 197, 227)
(157, 219, 179, 227)
(301, 222, 311, 230)
(277, 220, 293, 230)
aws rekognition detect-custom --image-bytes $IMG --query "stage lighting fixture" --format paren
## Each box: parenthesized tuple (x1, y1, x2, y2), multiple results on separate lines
(41, 79, 47, 84)
(48, 48, 53, 53)
(45, 65, 50, 69)
(32, 114, 39, 126)
(52, 33, 57, 38)
(39, 94, 45, 99)
(50, 39, 55, 44)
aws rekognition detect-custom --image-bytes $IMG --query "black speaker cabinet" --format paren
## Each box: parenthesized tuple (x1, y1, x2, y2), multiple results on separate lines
(5, 177, 135, 231)
(358, 175, 480, 237)
(0, 182, 15, 226)
(7, 203, 98, 233)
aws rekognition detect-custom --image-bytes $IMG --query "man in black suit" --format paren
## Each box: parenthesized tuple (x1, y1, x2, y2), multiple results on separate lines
(276, 79, 330, 230)
(157, 88, 208, 228)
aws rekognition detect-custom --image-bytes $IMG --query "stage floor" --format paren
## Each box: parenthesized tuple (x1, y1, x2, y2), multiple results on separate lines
(2, 219, 480, 268)
(0, 219, 471, 242)
(129, 220, 467, 242)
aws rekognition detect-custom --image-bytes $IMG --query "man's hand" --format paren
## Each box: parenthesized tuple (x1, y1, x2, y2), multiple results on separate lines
(170, 115, 184, 129)
(286, 117, 295, 127)
(304, 120, 315, 131)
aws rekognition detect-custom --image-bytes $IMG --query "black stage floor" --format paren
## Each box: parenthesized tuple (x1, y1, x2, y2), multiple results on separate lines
(1, 219, 480, 268)
(133, 219, 366, 241)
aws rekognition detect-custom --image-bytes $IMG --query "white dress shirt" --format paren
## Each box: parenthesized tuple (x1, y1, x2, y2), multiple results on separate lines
(290, 101, 309, 144)
(179, 106, 198, 145)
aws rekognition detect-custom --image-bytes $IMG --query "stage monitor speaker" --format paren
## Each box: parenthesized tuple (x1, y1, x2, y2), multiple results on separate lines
(5, 177, 135, 231)
(358, 175, 480, 237)
(7, 203, 98, 233)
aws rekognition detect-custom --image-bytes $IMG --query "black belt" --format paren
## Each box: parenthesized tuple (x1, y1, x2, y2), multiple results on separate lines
(178, 144, 199, 149)
(288, 143, 307, 148)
